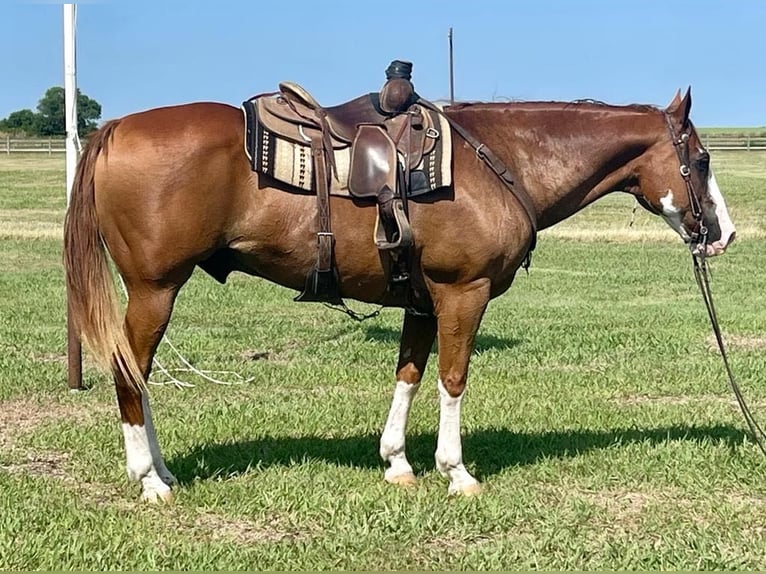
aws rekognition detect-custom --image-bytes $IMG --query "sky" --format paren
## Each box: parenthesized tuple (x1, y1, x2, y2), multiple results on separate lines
(1, 1, 764, 128)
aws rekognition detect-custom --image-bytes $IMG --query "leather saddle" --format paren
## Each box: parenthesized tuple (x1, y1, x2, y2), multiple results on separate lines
(255, 82, 437, 174)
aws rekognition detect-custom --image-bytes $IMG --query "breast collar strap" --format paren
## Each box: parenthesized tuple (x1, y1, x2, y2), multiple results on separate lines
(417, 99, 538, 268)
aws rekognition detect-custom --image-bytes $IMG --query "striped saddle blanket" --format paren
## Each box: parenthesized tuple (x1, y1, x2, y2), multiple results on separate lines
(241, 91, 452, 197)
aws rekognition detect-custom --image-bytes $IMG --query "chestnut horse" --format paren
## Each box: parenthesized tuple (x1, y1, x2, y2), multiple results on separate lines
(63, 88, 735, 501)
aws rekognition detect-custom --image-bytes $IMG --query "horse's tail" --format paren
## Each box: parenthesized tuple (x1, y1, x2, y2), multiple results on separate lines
(63, 120, 145, 391)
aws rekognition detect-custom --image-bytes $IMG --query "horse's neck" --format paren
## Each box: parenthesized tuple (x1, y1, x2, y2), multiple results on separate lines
(449, 103, 661, 229)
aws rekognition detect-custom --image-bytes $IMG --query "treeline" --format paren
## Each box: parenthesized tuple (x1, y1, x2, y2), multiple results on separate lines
(0, 87, 101, 136)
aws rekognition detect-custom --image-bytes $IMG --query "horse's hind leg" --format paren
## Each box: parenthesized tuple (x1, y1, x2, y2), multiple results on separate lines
(380, 312, 437, 485)
(117, 280, 186, 502)
(432, 279, 490, 496)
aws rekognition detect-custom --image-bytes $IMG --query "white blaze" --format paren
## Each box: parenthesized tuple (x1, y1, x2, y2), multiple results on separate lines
(707, 168, 736, 253)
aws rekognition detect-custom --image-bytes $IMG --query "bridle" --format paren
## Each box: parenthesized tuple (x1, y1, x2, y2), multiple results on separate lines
(663, 112, 707, 248)
(664, 113, 766, 456)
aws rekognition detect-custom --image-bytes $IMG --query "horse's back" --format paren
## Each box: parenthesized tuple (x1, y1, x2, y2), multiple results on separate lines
(102, 102, 245, 173)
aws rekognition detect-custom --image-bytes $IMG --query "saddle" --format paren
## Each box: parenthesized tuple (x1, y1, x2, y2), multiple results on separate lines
(255, 83, 437, 174)
(250, 60, 437, 309)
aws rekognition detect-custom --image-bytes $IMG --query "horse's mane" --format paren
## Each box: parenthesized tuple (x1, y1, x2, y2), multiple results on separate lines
(566, 99, 660, 113)
(445, 98, 661, 114)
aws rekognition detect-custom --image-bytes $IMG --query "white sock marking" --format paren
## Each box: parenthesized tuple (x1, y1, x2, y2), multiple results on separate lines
(435, 379, 478, 494)
(380, 380, 419, 481)
(122, 393, 175, 500)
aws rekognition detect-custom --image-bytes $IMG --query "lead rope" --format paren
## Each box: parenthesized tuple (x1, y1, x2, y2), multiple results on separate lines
(692, 250, 766, 456)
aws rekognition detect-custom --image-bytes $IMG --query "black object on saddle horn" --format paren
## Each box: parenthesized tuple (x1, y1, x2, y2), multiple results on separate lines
(380, 60, 419, 114)
(385, 60, 413, 80)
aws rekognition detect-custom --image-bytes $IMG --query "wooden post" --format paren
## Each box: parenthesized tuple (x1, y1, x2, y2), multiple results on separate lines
(5, 134, 9, 155)
(67, 296, 83, 390)
(64, 3, 83, 391)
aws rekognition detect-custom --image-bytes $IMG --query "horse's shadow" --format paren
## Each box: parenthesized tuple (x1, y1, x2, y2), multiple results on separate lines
(168, 424, 746, 485)
(363, 325, 522, 352)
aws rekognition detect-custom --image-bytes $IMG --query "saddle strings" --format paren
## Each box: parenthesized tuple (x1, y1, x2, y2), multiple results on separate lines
(692, 248, 766, 456)
(150, 336, 254, 388)
(113, 274, 253, 389)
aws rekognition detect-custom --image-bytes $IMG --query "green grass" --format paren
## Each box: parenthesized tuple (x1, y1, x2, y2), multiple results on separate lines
(2, 152, 766, 569)
(698, 126, 766, 136)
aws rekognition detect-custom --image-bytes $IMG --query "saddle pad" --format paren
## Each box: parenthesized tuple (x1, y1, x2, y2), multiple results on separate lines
(241, 98, 452, 198)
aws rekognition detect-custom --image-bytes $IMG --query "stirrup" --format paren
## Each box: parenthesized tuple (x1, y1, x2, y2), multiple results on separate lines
(294, 267, 342, 305)
(375, 198, 413, 251)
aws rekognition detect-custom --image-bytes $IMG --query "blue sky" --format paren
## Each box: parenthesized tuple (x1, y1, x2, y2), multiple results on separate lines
(2, 1, 764, 127)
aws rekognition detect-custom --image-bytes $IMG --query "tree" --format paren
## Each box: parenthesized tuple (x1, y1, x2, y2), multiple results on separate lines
(35, 86, 102, 136)
(75, 91, 102, 135)
(0, 86, 102, 136)
(0, 109, 37, 134)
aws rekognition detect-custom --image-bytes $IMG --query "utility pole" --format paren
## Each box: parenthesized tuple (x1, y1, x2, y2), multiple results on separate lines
(448, 27, 455, 105)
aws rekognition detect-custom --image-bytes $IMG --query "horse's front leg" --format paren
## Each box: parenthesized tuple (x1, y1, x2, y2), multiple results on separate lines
(432, 279, 490, 495)
(379, 312, 437, 485)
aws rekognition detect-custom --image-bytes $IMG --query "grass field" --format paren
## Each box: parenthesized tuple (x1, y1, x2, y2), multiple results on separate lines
(1, 151, 766, 569)
(698, 126, 766, 137)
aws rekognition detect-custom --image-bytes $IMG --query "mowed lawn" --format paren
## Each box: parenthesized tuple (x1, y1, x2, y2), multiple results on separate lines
(1, 150, 766, 570)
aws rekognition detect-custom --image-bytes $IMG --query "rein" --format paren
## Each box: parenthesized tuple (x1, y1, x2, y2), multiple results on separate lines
(665, 112, 766, 455)
(691, 250, 766, 456)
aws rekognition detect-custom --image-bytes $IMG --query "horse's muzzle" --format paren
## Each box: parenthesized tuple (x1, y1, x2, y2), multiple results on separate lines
(693, 230, 736, 257)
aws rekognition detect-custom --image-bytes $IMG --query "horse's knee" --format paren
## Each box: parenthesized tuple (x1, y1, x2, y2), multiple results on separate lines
(396, 363, 424, 385)
(440, 371, 467, 398)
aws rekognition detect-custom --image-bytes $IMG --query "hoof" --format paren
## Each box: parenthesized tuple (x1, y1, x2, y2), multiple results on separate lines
(449, 482, 483, 497)
(385, 472, 418, 487)
(159, 470, 178, 486)
(142, 488, 175, 504)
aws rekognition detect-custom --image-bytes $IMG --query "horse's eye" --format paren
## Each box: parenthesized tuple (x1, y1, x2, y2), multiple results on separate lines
(695, 153, 710, 171)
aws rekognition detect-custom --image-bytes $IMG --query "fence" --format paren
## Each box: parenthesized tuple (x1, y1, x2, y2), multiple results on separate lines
(2, 136, 67, 154)
(2, 133, 766, 154)
(700, 134, 766, 151)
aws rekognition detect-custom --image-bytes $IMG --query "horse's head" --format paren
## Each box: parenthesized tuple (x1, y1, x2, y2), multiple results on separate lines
(633, 88, 736, 257)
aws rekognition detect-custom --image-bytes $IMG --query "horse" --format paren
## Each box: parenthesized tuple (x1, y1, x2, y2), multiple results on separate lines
(63, 87, 736, 502)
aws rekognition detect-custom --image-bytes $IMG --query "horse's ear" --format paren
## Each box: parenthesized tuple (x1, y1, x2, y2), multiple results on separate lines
(666, 89, 682, 111)
(667, 86, 692, 125)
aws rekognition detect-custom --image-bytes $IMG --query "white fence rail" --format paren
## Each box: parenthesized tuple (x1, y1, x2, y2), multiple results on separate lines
(2, 134, 766, 154)
(701, 134, 766, 151)
(2, 136, 67, 154)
